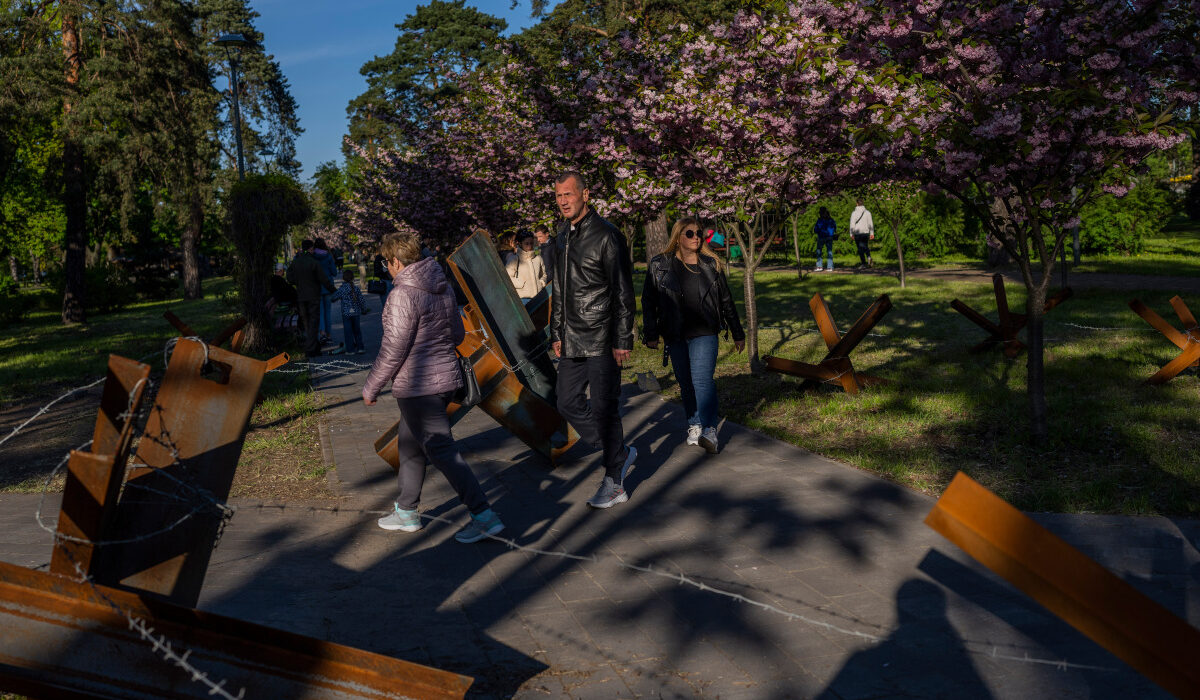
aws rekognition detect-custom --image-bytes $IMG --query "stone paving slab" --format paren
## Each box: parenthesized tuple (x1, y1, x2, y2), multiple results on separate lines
(1, 291, 1198, 699)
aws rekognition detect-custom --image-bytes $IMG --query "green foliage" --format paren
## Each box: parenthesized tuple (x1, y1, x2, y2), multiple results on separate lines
(43, 259, 135, 316)
(346, 0, 508, 150)
(0, 276, 26, 325)
(1185, 181, 1200, 221)
(1079, 179, 1174, 256)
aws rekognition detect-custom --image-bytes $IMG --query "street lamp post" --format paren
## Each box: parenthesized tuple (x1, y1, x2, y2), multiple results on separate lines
(214, 33, 249, 180)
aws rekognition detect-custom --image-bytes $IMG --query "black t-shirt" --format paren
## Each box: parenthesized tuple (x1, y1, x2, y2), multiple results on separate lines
(671, 257, 717, 338)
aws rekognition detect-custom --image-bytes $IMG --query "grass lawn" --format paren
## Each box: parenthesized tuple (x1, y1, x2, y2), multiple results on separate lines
(0, 277, 334, 500)
(1074, 215, 1200, 277)
(623, 268, 1200, 516)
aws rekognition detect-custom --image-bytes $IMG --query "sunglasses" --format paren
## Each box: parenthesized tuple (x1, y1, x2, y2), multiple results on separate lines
(683, 230, 699, 239)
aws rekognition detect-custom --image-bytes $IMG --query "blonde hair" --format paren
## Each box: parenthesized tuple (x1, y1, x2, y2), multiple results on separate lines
(378, 232, 422, 266)
(663, 217, 724, 271)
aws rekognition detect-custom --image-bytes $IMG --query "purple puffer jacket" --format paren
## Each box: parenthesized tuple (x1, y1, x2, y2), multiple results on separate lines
(363, 257, 464, 401)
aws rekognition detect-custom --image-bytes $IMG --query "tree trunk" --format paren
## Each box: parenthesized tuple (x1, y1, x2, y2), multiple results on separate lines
(61, 4, 86, 324)
(239, 263, 273, 353)
(7, 255, 18, 282)
(792, 215, 804, 279)
(891, 220, 906, 288)
(181, 184, 204, 299)
(644, 210, 669, 264)
(1025, 280, 1049, 442)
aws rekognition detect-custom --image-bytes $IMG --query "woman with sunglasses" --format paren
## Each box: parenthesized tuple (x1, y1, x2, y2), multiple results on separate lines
(642, 217, 745, 454)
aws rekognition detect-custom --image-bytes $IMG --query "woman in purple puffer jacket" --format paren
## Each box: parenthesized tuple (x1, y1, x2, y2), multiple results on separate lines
(362, 232, 505, 544)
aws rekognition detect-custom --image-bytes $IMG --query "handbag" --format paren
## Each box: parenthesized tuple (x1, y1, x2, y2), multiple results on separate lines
(454, 353, 482, 408)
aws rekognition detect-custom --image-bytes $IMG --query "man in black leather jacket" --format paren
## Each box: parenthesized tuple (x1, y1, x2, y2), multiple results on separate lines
(550, 171, 638, 509)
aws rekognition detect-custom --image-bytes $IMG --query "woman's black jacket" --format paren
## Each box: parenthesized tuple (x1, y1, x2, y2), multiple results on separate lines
(642, 253, 745, 344)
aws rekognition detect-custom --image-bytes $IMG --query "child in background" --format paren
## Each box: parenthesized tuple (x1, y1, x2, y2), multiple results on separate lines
(331, 269, 369, 354)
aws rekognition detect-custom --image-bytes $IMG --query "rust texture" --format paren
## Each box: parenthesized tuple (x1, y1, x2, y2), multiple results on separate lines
(1129, 296, 1200, 384)
(0, 560, 472, 699)
(925, 472, 1200, 700)
(50, 355, 152, 577)
(763, 292, 892, 394)
(951, 274, 1073, 357)
(93, 339, 287, 607)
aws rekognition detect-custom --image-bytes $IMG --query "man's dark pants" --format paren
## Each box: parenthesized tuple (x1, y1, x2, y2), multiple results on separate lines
(556, 354, 625, 479)
(297, 299, 321, 356)
(854, 234, 872, 265)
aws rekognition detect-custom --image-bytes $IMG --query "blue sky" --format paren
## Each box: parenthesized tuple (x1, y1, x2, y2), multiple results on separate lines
(252, 0, 538, 182)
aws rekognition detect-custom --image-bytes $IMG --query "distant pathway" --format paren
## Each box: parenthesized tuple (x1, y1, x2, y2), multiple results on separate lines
(759, 263, 1200, 293)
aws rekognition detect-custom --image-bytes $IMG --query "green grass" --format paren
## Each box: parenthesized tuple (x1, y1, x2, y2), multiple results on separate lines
(0, 277, 243, 403)
(1074, 215, 1200, 277)
(625, 268, 1200, 516)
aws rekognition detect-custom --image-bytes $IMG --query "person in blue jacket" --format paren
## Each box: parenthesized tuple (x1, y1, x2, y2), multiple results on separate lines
(813, 207, 837, 272)
(314, 238, 339, 343)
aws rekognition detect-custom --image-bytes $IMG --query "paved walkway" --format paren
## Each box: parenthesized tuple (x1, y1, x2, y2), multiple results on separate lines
(3, 289, 1198, 699)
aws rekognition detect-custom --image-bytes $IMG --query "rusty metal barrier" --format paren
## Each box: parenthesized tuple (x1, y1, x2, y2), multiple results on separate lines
(50, 355, 152, 578)
(0, 560, 472, 699)
(375, 233, 578, 467)
(1129, 296, 1200, 384)
(763, 292, 891, 394)
(926, 472, 1200, 699)
(951, 274, 1072, 357)
(92, 339, 287, 607)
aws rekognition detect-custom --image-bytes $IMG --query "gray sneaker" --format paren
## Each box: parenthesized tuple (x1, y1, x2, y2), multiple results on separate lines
(455, 509, 505, 543)
(699, 427, 719, 454)
(587, 476, 629, 509)
(377, 504, 422, 532)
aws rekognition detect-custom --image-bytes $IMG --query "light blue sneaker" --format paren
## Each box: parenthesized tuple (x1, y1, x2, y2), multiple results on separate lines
(377, 504, 422, 532)
(455, 508, 504, 543)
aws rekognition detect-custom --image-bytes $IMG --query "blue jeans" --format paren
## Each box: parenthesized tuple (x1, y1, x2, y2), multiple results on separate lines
(816, 239, 834, 270)
(319, 294, 333, 335)
(667, 334, 719, 429)
(342, 315, 364, 353)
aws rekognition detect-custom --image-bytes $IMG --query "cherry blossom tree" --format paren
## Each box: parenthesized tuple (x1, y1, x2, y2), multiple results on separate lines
(581, 9, 880, 370)
(813, 0, 1200, 438)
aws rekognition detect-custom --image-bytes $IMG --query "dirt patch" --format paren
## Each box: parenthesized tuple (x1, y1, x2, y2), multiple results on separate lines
(0, 386, 99, 492)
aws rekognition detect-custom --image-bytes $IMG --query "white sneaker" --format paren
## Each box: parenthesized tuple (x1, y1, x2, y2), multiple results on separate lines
(699, 427, 719, 454)
(814, 265, 823, 272)
(686, 425, 701, 446)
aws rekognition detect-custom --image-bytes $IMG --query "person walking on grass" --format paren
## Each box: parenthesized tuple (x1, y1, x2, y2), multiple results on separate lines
(849, 198, 875, 268)
(364, 232, 504, 543)
(642, 217, 745, 454)
(550, 171, 638, 509)
(507, 230, 548, 303)
(329, 269, 369, 355)
(814, 207, 837, 272)
(287, 239, 336, 358)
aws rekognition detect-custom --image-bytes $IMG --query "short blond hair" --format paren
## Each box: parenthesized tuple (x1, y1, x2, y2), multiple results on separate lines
(378, 232, 422, 266)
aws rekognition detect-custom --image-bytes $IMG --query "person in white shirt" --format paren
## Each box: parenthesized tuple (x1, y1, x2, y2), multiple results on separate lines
(506, 230, 547, 303)
(848, 199, 875, 268)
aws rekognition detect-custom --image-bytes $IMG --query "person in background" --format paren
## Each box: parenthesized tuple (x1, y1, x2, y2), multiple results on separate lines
(506, 230, 547, 303)
(495, 232, 517, 266)
(314, 238, 339, 342)
(550, 171, 638, 509)
(330, 269, 369, 355)
(363, 231, 505, 543)
(849, 198, 875, 268)
(813, 206, 837, 272)
(642, 217, 745, 454)
(534, 224, 557, 283)
(267, 262, 297, 313)
(286, 239, 336, 357)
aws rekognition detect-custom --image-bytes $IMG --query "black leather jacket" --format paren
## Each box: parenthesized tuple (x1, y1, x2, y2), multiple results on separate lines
(550, 209, 636, 358)
(642, 253, 745, 344)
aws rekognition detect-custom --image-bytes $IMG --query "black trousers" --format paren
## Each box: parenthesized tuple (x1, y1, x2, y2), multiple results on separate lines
(297, 299, 321, 356)
(394, 392, 490, 515)
(853, 234, 872, 264)
(556, 354, 625, 478)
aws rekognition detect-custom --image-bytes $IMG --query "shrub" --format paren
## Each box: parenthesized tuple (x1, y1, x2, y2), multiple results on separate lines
(0, 276, 27, 325)
(1185, 181, 1200, 221)
(1079, 179, 1173, 255)
(44, 260, 135, 315)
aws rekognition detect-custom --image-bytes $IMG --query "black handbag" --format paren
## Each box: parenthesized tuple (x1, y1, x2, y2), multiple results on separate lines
(454, 354, 482, 408)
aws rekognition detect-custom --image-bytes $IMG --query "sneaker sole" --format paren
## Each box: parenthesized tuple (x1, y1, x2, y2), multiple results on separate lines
(587, 491, 629, 509)
(455, 522, 504, 543)
(377, 520, 422, 532)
